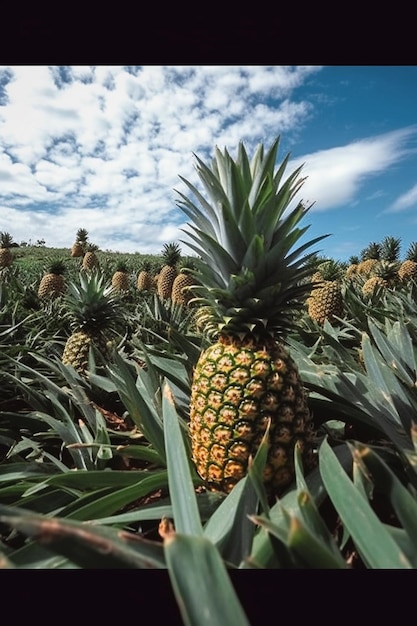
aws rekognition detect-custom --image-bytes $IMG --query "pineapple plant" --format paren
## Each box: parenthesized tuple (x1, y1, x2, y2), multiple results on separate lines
(82, 243, 100, 272)
(362, 260, 401, 297)
(111, 260, 129, 291)
(171, 257, 199, 306)
(71, 228, 89, 258)
(345, 255, 360, 279)
(62, 271, 125, 374)
(357, 242, 381, 277)
(157, 242, 182, 300)
(175, 137, 327, 496)
(0, 232, 15, 268)
(137, 260, 153, 292)
(398, 242, 417, 283)
(37, 258, 67, 299)
(307, 259, 345, 325)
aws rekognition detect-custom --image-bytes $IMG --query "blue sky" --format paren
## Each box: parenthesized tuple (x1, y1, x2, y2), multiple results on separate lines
(0, 65, 416, 261)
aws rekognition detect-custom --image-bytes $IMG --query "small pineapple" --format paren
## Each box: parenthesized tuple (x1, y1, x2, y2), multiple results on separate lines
(62, 271, 125, 374)
(362, 260, 401, 297)
(157, 242, 181, 300)
(137, 260, 153, 292)
(307, 260, 344, 325)
(71, 228, 89, 258)
(175, 137, 327, 497)
(38, 258, 67, 299)
(171, 257, 199, 306)
(398, 242, 417, 283)
(0, 232, 15, 268)
(357, 242, 381, 277)
(345, 255, 360, 279)
(111, 260, 130, 291)
(82, 243, 100, 272)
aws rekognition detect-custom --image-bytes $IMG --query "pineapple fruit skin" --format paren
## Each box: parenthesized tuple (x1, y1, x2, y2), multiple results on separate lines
(171, 272, 195, 306)
(38, 274, 66, 299)
(0, 248, 13, 268)
(111, 271, 129, 291)
(307, 281, 344, 325)
(62, 331, 93, 374)
(190, 336, 314, 496)
(157, 266, 177, 300)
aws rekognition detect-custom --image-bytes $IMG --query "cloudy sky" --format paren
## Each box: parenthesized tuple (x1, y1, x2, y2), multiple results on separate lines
(0, 65, 416, 261)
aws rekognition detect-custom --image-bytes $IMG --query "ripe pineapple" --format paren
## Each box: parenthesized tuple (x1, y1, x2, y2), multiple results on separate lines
(175, 137, 327, 496)
(82, 243, 100, 272)
(62, 271, 125, 374)
(0, 232, 15, 268)
(157, 242, 182, 300)
(362, 260, 401, 297)
(357, 242, 381, 277)
(137, 260, 153, 292)
(38, 258, 67, 299)
(71, 228, 89, 258)
(171, 257, 199, 306)
(307, 260, 344, 325)
(111, 260, 129, 291)
(399, 242, 417, 283)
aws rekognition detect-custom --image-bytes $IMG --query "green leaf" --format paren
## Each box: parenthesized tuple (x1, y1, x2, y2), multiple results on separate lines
(164, 532, 251, 626)
(319, 438, 412, 568)
(163, 381, 203, 536)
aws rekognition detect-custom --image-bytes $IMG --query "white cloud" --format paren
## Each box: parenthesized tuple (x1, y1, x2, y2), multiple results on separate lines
(0, 65, 415, 256)
(288, 126, 417, 211)
(388, 183, 417, 212)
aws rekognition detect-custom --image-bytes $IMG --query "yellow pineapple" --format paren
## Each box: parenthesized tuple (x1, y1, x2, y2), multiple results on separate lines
(82, 243, 100, 272)
(307, 260, 344, 325)
(357, 242, 381, 277)
(137, 260, 153, 292)
(111, 260, 130, 292)
(38, 258, 67, 299)
(171, 257, 199, 306)
(71, 228, 89, 258)
(157, 242, 181, 300)
(362, 260, 400, 297)
(175, 137, 327, 497)
(0, 232, 15, 269)
(398, 242, 417, 283)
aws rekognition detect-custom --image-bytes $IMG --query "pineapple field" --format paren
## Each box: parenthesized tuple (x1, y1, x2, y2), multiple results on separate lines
(1, 137, 417, 614)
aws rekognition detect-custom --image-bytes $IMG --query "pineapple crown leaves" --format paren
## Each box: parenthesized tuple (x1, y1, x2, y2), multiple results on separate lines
(43, 257, 67, 275)
(0, 232, 15, 248)
(75, 228, 89, 243)
(404, 241, 417, 262)
(380, 235, 401, 262)
(64, 271, 126, 335)
(175, 137, 329, 335)
(161, 242, 182, 266)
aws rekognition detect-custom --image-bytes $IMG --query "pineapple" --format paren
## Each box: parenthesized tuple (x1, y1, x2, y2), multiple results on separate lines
(399, 242, 417, 283)
(137, 260, 153, 292)
(62, 271, 125, 374)
(171, 257, 199, 306)
(357, 242, 381, 277)
(111, 260, 129, 291)
(175, 137, 327, 496)
(0, 232, 15, 268)
(362, 260, 401, 297)
(71, 228, 89, 258)
(307, 259, 344, 325)
(157, 242, 181, 300)
(82, 243, 100, 272)
(38, 258, 67, 299)
(345, 255, 360, 279)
